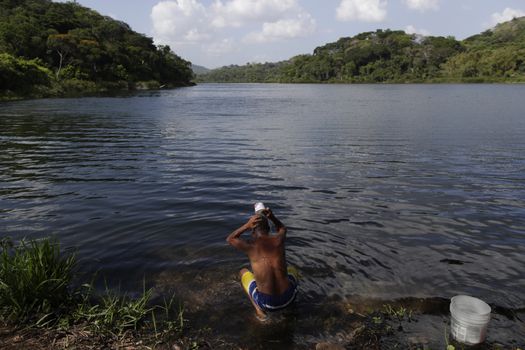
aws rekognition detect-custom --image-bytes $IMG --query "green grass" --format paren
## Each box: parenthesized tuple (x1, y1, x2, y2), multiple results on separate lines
(71, 281, 154, 335)
(0, 237, 75, 322)
(0, 237, 184, 341)
(383, 304, 413, 322)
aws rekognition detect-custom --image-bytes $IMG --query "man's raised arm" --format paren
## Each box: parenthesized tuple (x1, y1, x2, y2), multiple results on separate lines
(226, 215, 260, 251)
(264, 209, 287, 238)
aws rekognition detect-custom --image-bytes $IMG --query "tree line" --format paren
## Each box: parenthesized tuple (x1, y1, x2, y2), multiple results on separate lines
(0, 0, 194, 99)
(198, 17, 525, 83)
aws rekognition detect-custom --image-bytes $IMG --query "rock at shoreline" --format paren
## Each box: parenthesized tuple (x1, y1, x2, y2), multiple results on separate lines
(315, 342, 346, 350)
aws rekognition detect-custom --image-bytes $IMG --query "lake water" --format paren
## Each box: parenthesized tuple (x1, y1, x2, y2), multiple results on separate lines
(1, 84, 524, 348)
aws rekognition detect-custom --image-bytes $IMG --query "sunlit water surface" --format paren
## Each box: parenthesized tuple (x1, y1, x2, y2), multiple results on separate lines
(1, 84, 524, 348)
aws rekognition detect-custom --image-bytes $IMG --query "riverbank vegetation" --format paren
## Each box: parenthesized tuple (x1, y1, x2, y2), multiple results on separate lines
(0, 0, 193, 100)
(1, 238, 519, 349)
(198, 17, 525, 84)
(0, 237, 189, 348)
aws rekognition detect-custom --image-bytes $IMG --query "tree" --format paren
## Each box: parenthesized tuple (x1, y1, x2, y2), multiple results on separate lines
(46, 33, 77, 79)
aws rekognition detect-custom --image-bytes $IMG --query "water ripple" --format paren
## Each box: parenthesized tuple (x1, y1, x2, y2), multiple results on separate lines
(1, 85, 525, 319)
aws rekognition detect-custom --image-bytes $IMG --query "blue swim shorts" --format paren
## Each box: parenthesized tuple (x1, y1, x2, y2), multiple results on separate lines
(241, 266, 298, 312)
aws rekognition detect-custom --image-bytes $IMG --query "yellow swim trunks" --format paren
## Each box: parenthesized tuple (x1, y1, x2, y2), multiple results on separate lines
(241, 266, 299, 311)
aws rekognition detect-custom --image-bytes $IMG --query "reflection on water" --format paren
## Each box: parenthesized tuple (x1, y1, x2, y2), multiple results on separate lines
(1, 84, 525, 347)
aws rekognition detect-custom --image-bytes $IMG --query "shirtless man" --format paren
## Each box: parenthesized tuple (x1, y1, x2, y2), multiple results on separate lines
(226, 207, 298, 320)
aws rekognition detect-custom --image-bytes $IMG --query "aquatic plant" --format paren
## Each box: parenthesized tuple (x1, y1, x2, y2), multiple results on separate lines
(383, 304, 413, 322)
(444, 325, 456, 350)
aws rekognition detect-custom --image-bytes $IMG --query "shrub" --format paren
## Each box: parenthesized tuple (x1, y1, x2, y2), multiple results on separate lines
(0, 53, 52, 93)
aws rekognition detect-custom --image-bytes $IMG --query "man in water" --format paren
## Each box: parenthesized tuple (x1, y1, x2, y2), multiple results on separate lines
(226, 207, 298, 320)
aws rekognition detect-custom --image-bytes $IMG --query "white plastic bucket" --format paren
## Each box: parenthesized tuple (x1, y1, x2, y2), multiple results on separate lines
(450, 295, 491, 345)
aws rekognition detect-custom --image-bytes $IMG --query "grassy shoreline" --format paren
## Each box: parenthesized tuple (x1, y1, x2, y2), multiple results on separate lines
(0, 237, 189, 349)
(1, 238, 522, 349)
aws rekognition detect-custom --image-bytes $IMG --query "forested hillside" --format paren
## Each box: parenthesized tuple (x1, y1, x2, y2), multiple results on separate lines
(198, 17, 525, 83)
(443, 18, 525, 79)
(0, 0, 193, 99)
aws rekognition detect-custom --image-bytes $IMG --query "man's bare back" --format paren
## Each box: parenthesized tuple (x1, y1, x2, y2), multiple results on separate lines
(247, 233, 289, 295)
(226, 207, 298, 319)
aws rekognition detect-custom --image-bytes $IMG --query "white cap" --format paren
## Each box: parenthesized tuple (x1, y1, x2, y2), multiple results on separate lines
(254, 202, 265, 213)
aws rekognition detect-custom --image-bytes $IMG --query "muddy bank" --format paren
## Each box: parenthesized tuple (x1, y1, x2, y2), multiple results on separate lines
(2, 300, 522, 350)
(151, 268, 525, 349)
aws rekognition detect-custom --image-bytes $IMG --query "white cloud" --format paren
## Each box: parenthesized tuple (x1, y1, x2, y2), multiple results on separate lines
(151, 0, 316, 56)
(206, 38, 235, 55)
(210, 0, 299, 28)
(405, 25, 430, 36)
(249, 54, 272, 63)
(403, 0, 439, 12)
(336, 0, 387, 22)
(491, 7, 525, 26)
(244, 13, 316, 43)
(151, 0, 209, 44)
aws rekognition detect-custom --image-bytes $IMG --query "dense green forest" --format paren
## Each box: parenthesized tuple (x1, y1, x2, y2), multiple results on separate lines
(198, 17, 525, 83)
(0, 0, 193, 99)
(2, 1, 524, 99)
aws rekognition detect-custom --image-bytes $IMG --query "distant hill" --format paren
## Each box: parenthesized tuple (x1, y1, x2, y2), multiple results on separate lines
(191, 64, 210, 75)
(198, 17, 525, 83)
(0, 0, 194, 99)
(195, 61, 288, 83)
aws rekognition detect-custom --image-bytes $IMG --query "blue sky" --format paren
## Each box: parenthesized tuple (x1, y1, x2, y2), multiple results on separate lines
(57, 0, 525, 68)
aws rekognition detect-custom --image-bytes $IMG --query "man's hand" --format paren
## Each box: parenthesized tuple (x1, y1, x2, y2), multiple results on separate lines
(262, 208, 287, 238)
(246, 215, 262, 230)
(227, 216, 258, 252)
(262, 208, 273, 219)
